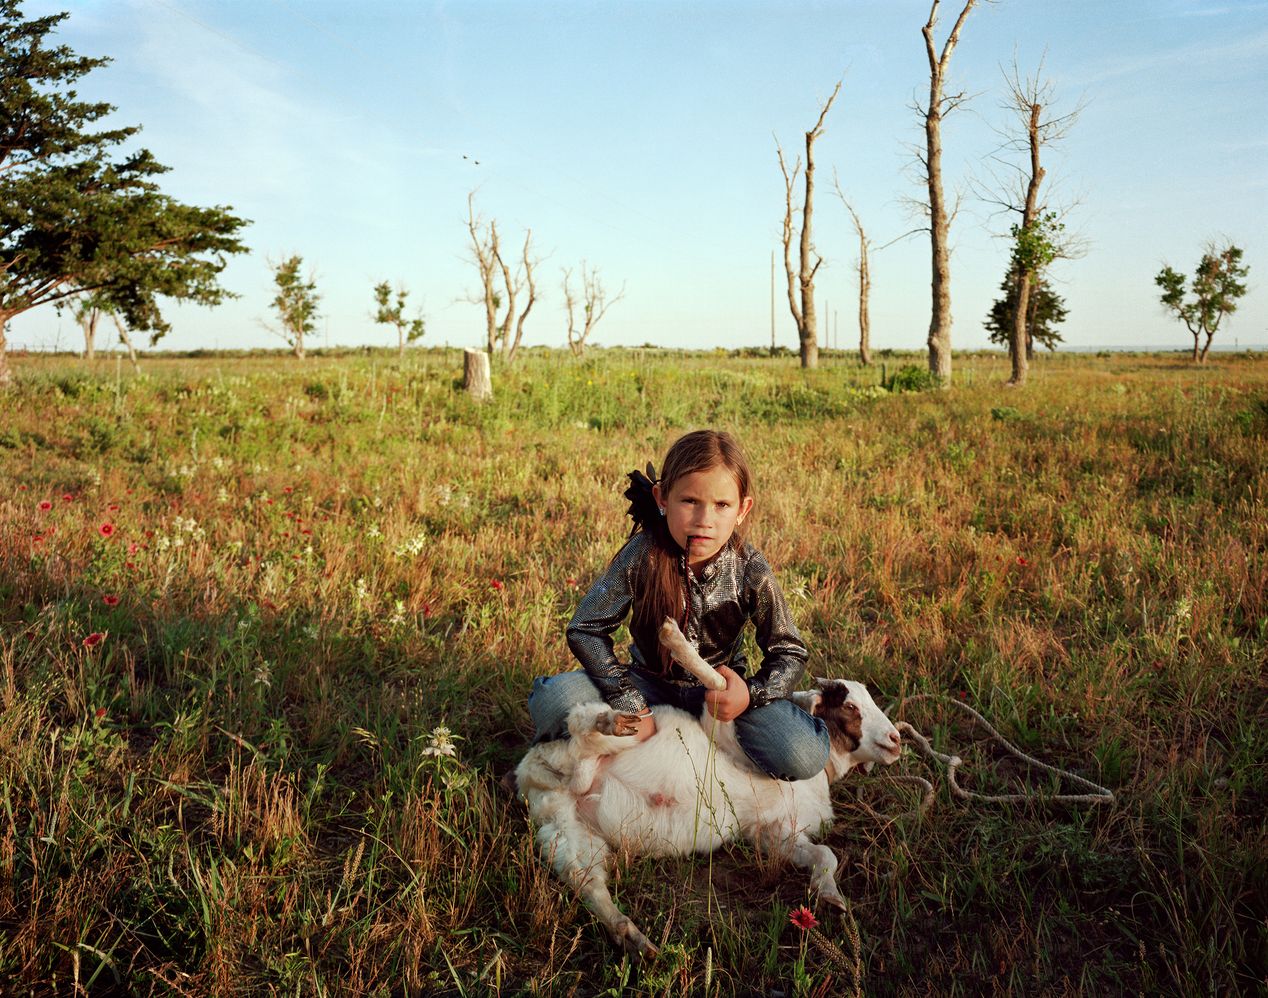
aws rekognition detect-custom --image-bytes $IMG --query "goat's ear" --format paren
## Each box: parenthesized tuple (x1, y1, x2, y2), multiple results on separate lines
(789, 690, 822, 715)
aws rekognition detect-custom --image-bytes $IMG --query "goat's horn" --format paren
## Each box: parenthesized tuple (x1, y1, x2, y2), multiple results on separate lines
(659, 618, 726, 691)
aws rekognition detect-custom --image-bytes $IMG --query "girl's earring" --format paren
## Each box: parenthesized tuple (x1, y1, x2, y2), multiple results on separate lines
(658, 507, 666, 516)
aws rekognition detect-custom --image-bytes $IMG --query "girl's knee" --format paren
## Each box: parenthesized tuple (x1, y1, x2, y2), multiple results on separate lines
(734, 700, 830, 782)
(529, 671, 604, 742)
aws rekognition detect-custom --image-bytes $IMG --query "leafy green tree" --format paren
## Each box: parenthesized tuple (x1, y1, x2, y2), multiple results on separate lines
(985, 270, 1068, 356)
(1155, 244, 1249, 363)
(372, 281, 425, 360)
(270, 256, 320, 359)
(0, 1, 249, 385)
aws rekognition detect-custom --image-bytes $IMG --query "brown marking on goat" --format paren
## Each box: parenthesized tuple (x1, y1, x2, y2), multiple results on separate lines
(814, 682, 863, 755)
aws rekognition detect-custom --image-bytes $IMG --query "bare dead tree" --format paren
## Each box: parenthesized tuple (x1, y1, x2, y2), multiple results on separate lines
(832, 182, 873, 366)
(833, 174, 925, 368)
(467, 193, 502, 356)
(503, 230, 538, 365)
(1007, 98, 1044, 386)
(563, 263, 626, 358)
(467, 193, 538, 364)
(978, 61, 1084, 386)
(776, 80, 841, 370)
(73, 296, 102, 361)
(915, 0, 982, 385)
(111, 313, 142, 373)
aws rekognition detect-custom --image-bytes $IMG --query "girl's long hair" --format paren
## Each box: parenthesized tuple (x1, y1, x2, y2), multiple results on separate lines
(629, 429, 753, 673)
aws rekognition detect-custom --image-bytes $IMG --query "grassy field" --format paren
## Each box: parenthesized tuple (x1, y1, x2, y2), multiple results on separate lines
(1, 347, 1264, 996)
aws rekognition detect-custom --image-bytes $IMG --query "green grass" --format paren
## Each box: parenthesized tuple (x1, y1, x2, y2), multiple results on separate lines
(1, 346, 1265, 995)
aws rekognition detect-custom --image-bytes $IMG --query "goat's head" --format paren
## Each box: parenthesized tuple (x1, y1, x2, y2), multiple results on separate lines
(791, 680, 901, 779)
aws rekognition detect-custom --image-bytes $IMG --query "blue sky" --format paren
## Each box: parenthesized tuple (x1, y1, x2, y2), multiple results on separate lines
(12, 0, 1268, 353)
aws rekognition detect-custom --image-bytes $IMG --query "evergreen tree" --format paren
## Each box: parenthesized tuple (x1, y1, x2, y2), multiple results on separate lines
(985, 271, 1067, 357)
(0, 1, 249, 384)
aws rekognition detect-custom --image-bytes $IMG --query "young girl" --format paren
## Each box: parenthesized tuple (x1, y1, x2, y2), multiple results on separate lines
(528, 429, 829, 782)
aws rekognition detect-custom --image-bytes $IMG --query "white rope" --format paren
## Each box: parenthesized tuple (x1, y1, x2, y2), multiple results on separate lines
(874, 694, 1115, 815)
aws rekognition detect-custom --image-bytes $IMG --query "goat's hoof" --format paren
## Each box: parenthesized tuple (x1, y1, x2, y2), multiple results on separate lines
(816, 892, 848, 916)
(612, 919, 658, 959)
(597, 710, 642, 738)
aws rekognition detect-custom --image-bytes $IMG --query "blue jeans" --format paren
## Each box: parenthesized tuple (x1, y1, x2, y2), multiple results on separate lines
(528, 669, 830, 782)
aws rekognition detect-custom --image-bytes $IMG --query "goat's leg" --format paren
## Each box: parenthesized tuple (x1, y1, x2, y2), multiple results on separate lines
(536, 811, 658, 958)
(757, 823, 847, 913)
(790, 834, 847, 912)
(563, 702, 645, 793)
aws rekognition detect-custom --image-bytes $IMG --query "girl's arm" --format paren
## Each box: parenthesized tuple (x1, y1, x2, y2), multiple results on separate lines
(565, 533, 651, 715)
(743, 547, 810, 707)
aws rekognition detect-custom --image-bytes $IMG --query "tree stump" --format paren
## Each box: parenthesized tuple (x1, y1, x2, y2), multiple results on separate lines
(463, 348, 492, 402)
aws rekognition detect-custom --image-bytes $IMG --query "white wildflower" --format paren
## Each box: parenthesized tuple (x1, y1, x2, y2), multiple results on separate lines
(420, 725, 457, 758)
(394, 530, 427, 557)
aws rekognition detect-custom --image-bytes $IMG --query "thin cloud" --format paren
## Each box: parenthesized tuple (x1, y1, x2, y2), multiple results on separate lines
(1073, 27, 1268, 85)
(1163, 1, 1268, 16)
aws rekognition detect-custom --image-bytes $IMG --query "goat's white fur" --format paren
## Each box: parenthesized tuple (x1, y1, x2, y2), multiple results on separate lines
(516, 621, 901, 956)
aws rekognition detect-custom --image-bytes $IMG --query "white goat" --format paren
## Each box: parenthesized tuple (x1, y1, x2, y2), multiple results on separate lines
(515, 620, 902, 957)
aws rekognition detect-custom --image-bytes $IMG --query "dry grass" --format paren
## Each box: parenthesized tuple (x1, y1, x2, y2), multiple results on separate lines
(0, 346, 1264, 995)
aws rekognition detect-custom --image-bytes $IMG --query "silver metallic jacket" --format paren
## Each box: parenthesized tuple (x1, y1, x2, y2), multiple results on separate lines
(566, 532, 809, 714)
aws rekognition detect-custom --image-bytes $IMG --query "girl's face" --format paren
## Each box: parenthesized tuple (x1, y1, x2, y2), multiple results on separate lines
(654, 464, 754, 569)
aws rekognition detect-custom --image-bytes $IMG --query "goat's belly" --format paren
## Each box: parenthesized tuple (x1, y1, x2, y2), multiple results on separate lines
(589, 779, 739, 855)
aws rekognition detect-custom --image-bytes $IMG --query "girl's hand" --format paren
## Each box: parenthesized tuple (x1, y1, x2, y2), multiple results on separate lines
(632, 711, 657, 742)
(703, 665, 750, 721)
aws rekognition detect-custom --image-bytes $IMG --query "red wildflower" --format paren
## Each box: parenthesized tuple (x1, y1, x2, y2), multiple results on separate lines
(33, 534, 44, 544)
(125, 561, 135, 570)
(283, 486, 293, 494)
(82, 632, 106, 649)
(566, 577, 578, 587)
(62, 493, 74, 502)
(789, 906, 818, 931)
(127, 542, 138, 555)
(94, 707, 107, 720)
(1016, 556, 1030, 567)
(282, 531, 290, 538)
(301, 528, 312, 536)
(103, 595, 120, 606)
(144, 530, 154, 539)
(490, 579, 504, 591)
(39, 500, 53, 511)
(18, 484, 27, 491)
(99, 522, 115, 538)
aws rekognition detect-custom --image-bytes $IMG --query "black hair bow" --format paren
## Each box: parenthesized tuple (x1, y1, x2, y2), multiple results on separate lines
(624, 462, 660, 536)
